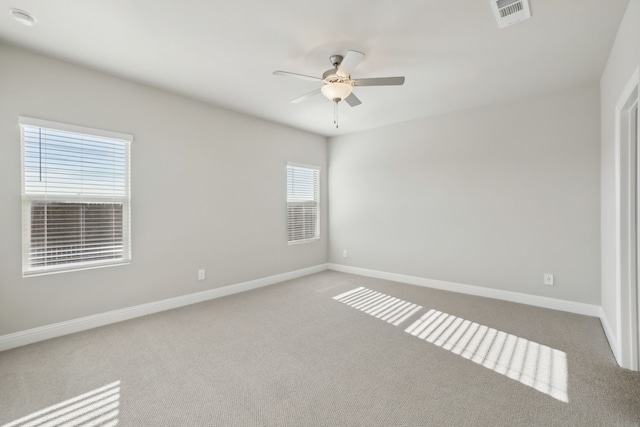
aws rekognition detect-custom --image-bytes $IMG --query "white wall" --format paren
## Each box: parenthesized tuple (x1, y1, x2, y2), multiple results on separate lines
(0, 42, 327, 336)
(600, 0, 640, 362)
(329, 84, 601, 305)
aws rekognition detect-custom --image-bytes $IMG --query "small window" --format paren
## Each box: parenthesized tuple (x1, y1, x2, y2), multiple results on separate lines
(287, 163, 320, 244)
(20, 117, 132, 276)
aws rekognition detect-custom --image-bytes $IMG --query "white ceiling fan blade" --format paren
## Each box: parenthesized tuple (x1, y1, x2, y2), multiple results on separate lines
(344, 93, 362, 107)
(273, 70, 321, 82)
(290, 88, 322, 103)
(353, 76, 405, 86)
(337, 50, 365, 77)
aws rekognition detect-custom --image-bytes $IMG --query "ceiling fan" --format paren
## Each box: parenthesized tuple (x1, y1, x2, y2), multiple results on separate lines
(273, 50, 405, 108)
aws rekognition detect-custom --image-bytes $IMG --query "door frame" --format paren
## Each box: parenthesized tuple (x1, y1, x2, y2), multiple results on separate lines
(615, 67, 640, 371)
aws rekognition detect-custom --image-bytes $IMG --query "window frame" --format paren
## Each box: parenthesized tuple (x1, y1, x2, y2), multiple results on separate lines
(286, 162, 320, 245)
(19, 116, 133, 277)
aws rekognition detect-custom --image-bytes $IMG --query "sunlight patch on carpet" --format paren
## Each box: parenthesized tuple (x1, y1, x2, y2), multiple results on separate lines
(3, 380, 120, 427)
(406, 309, 569, 403)
(333, 287, 422, 326)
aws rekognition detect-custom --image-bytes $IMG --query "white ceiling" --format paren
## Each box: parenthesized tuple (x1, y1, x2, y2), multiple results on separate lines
(0, 0, 630, 137)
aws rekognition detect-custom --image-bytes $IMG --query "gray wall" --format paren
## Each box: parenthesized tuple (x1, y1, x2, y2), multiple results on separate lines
(329, 84, 601, 305)
(0, 42, 327, 335)
(600, 0, 640, 351)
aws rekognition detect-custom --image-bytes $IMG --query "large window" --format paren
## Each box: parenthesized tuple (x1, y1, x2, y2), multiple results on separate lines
(287, 163, 320, 244)
(20, 117, 132, 276)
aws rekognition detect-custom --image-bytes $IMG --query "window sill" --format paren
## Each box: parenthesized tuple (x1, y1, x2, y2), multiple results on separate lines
(23, 260, 131, 278)
(288, 237, 320, 245)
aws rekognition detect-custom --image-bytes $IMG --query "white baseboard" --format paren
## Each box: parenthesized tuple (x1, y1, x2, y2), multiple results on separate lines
(0, 264, 328, 352)
(328, 263, 600, 317)
(599, 308, 621, 365)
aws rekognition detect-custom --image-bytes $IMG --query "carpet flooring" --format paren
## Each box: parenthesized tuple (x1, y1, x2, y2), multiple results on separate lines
(1, 270, 639, 426)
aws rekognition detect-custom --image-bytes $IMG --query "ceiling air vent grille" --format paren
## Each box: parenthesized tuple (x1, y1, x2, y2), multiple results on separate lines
(499, 1, 523, 17)
(491, 0, 531, 28)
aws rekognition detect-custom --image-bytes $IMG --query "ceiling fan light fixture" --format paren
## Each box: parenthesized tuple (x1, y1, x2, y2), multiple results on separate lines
(321, 82, 352, 102)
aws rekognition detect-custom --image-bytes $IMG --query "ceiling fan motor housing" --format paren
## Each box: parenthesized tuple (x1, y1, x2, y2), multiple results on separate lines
(322, 69, 351, 84)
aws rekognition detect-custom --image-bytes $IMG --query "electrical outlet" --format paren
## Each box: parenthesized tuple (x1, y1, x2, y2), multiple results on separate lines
(544, 273, 554, 286)
(343, 249, 348, 258)
(198, 269, 206, 281)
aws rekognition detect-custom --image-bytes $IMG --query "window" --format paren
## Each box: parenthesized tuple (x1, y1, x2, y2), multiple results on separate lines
(287, 163, 320, 244)
(20, 117, 132, 276)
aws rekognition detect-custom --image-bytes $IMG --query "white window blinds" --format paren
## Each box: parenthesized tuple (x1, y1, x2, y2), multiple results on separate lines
(287, 163, 320, 243)
(20, 117, 132, 276)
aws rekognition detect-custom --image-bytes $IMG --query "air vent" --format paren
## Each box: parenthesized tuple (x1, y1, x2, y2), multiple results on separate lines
(490, 0, 531, 28)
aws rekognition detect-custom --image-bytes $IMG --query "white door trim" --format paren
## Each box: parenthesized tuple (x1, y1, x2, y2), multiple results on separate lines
(614, 66, 640, 370)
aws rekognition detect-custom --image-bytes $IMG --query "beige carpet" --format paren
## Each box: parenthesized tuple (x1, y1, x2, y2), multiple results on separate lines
(1, 270, 639, 426)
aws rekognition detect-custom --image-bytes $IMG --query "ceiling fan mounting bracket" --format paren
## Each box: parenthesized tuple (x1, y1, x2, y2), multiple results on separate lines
(329, 55, 343, 68)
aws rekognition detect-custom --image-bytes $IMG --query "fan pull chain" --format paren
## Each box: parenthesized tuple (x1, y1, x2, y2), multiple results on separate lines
(334, 101, 339, 128)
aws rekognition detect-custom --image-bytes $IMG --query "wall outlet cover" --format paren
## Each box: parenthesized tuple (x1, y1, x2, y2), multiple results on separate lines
(544, 273, 554, 286)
